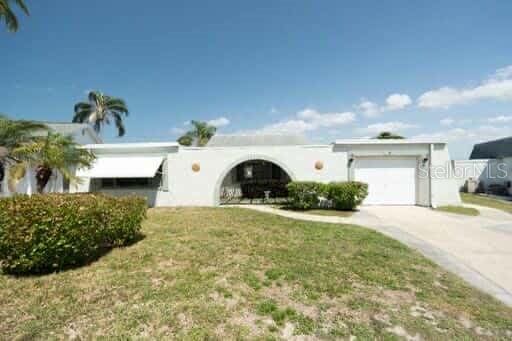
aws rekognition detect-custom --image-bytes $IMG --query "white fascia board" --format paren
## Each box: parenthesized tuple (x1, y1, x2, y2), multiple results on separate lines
(334, 139, 446, 145)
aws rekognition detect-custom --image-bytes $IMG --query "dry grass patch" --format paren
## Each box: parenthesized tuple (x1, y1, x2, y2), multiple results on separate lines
(0, 207, 511, 339)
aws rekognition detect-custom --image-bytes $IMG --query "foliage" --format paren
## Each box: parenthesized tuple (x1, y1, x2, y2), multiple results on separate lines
(178, 120, 217, 146)
(177, 134, 194, 146)
(10, 132, 95, 193)
(325, 181, 368, 210)
(73, 91, 129, 137)
(0, 193, 147, 274)
(0, 0, 29, 32)
(0, 115, 47, 183)
(374, 131, 405, 139)
(287, 181, 368, 211)
(286, 181, 327, 210)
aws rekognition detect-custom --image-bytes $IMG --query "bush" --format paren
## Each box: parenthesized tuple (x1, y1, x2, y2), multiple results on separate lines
(286, 181, 327, 210)
(286, 181, 368, 211)
(326, 181, 368, 211)
(0, 193, 147, 275)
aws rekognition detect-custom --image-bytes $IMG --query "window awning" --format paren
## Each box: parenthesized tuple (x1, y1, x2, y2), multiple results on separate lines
(77, 156, 164, 178)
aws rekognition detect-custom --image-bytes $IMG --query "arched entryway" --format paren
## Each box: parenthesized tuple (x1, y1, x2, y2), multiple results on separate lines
(217, 158, 293, 205)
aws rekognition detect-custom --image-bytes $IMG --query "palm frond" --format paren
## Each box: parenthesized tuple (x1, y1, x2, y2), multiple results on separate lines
(7, 161, 26, 192)
(72, 91, 129, 136)
(14, 0, 28, 15)
(110, 112, 126, 137)
(72, 108, 93, 123)
(0, 0, 29, 32)
(73, 102, 92, 114)
(0, 2, 18, 32)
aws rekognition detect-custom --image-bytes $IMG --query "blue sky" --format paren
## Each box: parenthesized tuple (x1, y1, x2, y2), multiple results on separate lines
(1, 0, 511, 159)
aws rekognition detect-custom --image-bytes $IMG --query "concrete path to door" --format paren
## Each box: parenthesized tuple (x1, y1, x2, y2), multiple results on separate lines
(238, 204, 512, 307)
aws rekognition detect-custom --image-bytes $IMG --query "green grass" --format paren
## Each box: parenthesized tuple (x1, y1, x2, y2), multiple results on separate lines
(1, 207, 511, 339)
(461, 193, 512, 214)
(435, 205, 480, 216)
(277, 206, 354, 217)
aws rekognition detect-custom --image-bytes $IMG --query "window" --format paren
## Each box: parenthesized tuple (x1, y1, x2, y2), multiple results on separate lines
(93, 172, 162, 190)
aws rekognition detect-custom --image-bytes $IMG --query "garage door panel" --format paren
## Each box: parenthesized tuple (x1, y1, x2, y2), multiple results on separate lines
(355, 158, 416, 205)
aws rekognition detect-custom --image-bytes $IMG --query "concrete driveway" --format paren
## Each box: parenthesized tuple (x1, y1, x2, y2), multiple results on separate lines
(242, 204, 512, 306)
(351, 205, 512, 306)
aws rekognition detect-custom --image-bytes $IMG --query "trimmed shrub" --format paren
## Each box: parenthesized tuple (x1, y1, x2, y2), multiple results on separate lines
(286, 181, 327, 210)
(0, 193, 147, 275)
(326, 181, 368, 210)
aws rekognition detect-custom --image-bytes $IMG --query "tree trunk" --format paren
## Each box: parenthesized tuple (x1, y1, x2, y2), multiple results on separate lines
(0, 147, 7, 183)
(35, 165, 52, 194)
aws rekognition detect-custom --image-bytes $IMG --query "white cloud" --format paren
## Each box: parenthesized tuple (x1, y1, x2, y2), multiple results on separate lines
(440, 118, 455, 126)
(247, 108, 355, 135)
(418, 65, 512, 109)
(487, 115, 512, 123)
(357, 100, 380, 117)
(384, 93, 412, 111)
(357, 93, 412, 117)
(491, 65, 512, 81)
(412, 128, 472, 142)
(412, 125, 512, 143)
(170, 127, 185, 135)
(358, 121, 418, 134)
(207, 116, 230, 127)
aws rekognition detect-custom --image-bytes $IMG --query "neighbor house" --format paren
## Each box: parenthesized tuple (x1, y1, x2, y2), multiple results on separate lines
(71, 134, 461, 207)
(456, 136, 512, 195)
(0, 123, 101, 196)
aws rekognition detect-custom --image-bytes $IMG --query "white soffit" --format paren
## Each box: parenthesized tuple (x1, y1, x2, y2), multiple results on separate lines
(77, 156, 164, 178)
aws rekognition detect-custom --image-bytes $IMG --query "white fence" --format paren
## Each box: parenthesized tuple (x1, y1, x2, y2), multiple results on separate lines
(452, 158, 512, 194)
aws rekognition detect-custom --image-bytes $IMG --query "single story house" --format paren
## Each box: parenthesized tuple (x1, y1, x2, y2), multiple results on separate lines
(70, 134, 461, 207)
(458, 137, 512, 195)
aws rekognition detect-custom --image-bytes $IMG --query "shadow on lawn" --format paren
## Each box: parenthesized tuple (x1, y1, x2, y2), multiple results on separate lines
(3, 233, 146, 278)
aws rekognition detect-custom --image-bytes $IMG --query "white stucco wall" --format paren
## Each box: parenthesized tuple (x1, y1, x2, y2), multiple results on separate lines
(333, 141, 461, 207)
(167, 145, 347, 206)
(0, 166, 64, 197)
(68, 140, 462, 208)
(452, 159, 490, 191)
(335, 143, 432, 206)
(429, 144, 461, 207)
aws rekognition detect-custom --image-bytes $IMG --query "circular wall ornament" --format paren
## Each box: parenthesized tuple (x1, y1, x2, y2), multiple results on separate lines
(315, 161, 324, 170)
(192, 163, 200, 172)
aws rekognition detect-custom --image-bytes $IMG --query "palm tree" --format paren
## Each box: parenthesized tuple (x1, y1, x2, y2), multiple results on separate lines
(178, 120, 217, 146)
(11, 132, 95, 193)
(374, 131, 405, 139)
(73, 91, 129, 137)
(0, 0, 29, 32)
(0, 115, 47, 183)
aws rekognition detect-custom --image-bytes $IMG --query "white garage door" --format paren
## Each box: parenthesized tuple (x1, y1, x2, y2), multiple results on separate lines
(354, 158, 417, 205)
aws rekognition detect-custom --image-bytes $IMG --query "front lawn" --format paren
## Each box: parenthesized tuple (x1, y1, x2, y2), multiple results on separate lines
(435, 205, 480, 216)
(461, 193, 512, 214)
(1, 208, 511, 339)
(278, 206, 354, 217)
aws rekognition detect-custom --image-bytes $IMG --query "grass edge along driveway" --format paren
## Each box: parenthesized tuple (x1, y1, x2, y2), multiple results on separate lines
(461, 192, 512, 215)
(0, 207, 511, 339)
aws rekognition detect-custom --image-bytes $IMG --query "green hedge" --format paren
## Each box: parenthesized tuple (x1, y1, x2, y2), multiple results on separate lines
(286, 181, 368, 211)
(0, 193, 147, 275)
(286, 181, 327, 210)
(325, 181, 368, 211)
